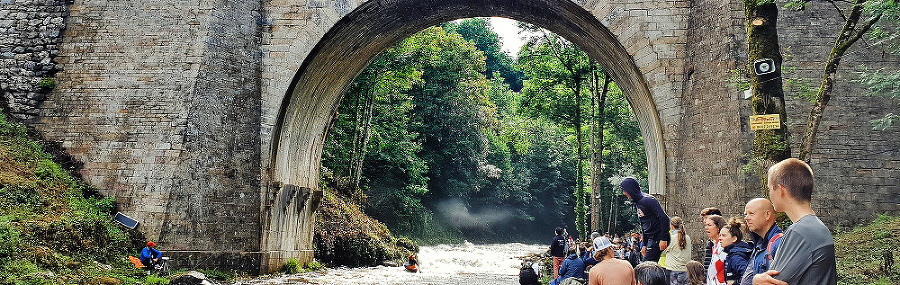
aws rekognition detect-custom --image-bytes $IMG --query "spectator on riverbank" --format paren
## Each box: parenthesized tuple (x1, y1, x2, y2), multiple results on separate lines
(705, 215, 727, 285)
(663, 216, 691, 285)
(582, 242, 600, 267)
(520, 257, 541, 285)
(588, 236, 636, 285)
(700, 207, 722, 272)
(550, 227, 568, 279)
(621, 177, 670, 263)
(635, 262, 668, 285)
(552, 245, 587, 285)
(686, 261, 705, 285)
(739, 198, 783, 285)
(752, 158, 837, 285)
(139, 241, 162, 274)
(720, 218, 752, 285)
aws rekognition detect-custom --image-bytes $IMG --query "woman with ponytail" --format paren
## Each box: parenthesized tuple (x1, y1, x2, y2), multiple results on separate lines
(663, 216, 691, 284)
(719, 218, 752, 285)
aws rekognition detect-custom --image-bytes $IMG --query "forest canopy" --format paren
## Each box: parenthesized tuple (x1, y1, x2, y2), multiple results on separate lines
(322, 18, 648, 243)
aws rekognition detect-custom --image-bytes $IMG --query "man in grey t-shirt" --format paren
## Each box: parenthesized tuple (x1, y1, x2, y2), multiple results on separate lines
(753, 158, 837, 285)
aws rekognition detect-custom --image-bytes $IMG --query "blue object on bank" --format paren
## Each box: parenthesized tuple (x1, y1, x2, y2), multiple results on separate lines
(114, 212, 139, 229)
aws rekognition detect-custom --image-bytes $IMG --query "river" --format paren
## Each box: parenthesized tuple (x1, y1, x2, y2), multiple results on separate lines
(231, 242, 547, 285)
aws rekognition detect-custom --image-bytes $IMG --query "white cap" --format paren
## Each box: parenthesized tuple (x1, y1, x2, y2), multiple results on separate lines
(593, 236, 613, 251)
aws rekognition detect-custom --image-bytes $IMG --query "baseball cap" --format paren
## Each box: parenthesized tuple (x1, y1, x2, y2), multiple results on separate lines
(593, 236, 613, 251)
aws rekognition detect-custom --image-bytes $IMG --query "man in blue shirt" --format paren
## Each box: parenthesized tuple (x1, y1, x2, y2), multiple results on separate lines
(621, 177, 670, 263)
(740, 198, 783, 285)
(140, 241, 162, 272)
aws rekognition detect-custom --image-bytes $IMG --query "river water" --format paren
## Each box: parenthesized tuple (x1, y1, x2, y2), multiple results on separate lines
(232, 242, 547, 285)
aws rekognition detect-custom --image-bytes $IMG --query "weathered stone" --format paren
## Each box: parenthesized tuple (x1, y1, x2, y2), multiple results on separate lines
(1, 0, 896, 274)
(169, 271, 214, 285)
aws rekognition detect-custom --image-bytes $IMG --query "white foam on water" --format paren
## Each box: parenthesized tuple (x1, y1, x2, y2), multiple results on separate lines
(254, 243, 546, 285)
(417, 242, 545, 276)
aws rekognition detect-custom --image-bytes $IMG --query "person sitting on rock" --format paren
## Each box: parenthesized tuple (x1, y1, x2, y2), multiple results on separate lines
(520, 257, 541, 285)
(140, 241, 162, 273)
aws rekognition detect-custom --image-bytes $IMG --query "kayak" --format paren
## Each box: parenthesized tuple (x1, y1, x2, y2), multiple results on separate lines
(405, 264, 418, 272)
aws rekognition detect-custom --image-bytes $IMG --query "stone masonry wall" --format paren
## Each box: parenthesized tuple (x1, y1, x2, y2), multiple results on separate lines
(675, 1, 900, 245)
(27, 0, 265, 269)
(673, 0, 752, 244)
(0, 0, 69, 120)
(778, 2, 900, 228)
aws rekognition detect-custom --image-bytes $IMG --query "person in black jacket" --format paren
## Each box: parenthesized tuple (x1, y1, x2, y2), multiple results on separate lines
(549, 227, 568, 279)
(519, 258, 541, 285)
(621, 177, 670, 263)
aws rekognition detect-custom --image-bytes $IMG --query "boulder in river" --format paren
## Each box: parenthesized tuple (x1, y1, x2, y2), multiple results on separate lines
(169, 271, 214, 285)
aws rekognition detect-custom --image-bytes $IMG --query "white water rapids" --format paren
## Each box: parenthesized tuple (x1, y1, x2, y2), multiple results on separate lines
(232, 242, 547, 285)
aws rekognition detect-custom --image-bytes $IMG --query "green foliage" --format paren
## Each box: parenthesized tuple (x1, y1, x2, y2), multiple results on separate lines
(866, 1, 900, 55)
(37, 77, 55, 90)
(784, 0, 807, 11)
(304, 260, 323, 271)
(516, 25, 596, 239)
(0, 221, 22, 257)
(871, 113, 898, 130)
(855, 66, 900, 130)
(445, 18, 526, 91)
(834, 215, 900, 284)
(855, 67, 900, 100)
(323, 19, 649, 243)
(143, 275, 169, 285)
(727, 68, 752, 92)
(198, 269, 237, 280)
(0, 113, 140, 283)
(779, 49, 818, 102)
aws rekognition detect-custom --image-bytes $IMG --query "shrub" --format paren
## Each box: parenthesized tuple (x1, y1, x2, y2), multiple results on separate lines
(37, 77, 55, 89)
(144, 275, 169, 285)
(198, 269, 236, 281)
(304, 260, 323, 271)
(283, 258, 301, 274)
(0, 221, 22, 257)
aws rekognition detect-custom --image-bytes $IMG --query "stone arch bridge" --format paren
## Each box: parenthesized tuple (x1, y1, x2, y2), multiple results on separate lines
(1, 0, 897, 273)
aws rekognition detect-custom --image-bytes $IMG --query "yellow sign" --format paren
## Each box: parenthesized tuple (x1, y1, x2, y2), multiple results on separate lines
(750, 114, 782, 130)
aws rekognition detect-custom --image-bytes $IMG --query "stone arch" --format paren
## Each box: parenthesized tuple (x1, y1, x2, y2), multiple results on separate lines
(264, 0, 670, 271)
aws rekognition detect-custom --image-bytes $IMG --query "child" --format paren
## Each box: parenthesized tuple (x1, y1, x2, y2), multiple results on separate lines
(719, 218, 752, 285)
(686, 260, 705, 285)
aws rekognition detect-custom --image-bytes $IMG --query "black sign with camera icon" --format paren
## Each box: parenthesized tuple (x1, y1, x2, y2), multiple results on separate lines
(753, 58, 778, 75)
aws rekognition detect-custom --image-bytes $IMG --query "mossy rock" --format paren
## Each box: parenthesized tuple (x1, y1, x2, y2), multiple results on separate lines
(90, 276, 122, 285)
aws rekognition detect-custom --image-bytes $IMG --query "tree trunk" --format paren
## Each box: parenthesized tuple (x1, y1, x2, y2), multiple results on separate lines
(744, 0, 791, 194)
(799, 0, 881, 161)
(575, 78, 587, 240)
(350, 87, 377, 195)
(591, 69, 610, 233)
(590, 67, 599, 233)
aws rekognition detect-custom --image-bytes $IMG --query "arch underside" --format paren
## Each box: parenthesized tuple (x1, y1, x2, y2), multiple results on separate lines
(266, 0, 667, 270)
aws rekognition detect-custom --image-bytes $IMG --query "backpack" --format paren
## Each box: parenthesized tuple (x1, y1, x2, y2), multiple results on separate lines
(519, 267, 540, 285)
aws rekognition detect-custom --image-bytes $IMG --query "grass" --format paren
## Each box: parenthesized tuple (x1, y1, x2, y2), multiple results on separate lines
(835, 214, 899, 285)
(0, 113, 152, 284)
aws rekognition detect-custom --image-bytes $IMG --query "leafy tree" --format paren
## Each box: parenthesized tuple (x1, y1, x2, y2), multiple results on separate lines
(324, 41, 424, 195)
(445, 18, 526, 91)
(517, 27, 594, 239)
(790, 0, 891, 161)
(324, 20, 649, 243)
(856, 3, 900, 130)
